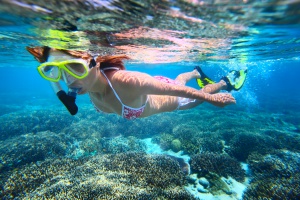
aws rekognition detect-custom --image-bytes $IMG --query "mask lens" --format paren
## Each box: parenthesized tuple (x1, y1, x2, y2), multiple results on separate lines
(41, 65, 60, 79)
(61, 70, 77, 85)
(65, 62, 87, 76)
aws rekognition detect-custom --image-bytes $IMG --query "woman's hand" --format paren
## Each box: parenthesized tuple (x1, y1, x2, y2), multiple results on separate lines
(205, 93, 236, 107)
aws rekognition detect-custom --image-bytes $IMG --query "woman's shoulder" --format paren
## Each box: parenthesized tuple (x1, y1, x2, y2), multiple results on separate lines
(114, 70, 152, 80)
(111, 70, 153, 89)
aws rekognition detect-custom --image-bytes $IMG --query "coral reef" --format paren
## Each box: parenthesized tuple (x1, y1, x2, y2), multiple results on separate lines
(63, 117, 103, 140)
(172, 123, 202, 154)
(225, 128, 300, 162)
(244, 150, 300, 199)
(153, 119, 226, 155)
(188, 152, 247, 198)
(190, 152, 245, 182)
(1, 98, 300, 199)
(0, 131, 73, 171)
(262, 129, 300, 152)
(0, 109, 77, 140)
(152, 133, 174, 151)
(124, 114, 181, 138)
(152, 122, 207, 155)
(225, 132, 272, 161)
(171, 139, 182, 152)
(204, 172, 232, 195)
(0, 153, 196, 199)
(186, 171, 247, 198)
(100, 136, 146, 154)
(0, 105, 20, 116)
(166, 155, 190, 175)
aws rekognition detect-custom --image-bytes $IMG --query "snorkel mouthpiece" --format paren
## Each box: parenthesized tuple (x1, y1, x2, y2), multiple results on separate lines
(50, 82, 78, 115)
(67, 88, 79, 98)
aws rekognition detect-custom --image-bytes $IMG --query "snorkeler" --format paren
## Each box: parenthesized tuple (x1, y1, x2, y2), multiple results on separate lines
(26, 46, 247, 119)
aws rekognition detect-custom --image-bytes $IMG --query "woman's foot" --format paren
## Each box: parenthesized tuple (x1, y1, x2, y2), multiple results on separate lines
(219, 79, 228, 90)
(192, 68, 201, 79)
(194, 66, 215, 88)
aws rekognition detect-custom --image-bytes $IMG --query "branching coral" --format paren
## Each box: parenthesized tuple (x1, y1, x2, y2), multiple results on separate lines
(225, 132, 273, 161)
(103, 152, 185, 188)
(0, 131, 73, 171)
(100, 136, 146, 154)
(0, 110, 77, 140)
(152, 133, 174, 151)
(172, 123, 202, 154)
(244, 150, 300, 199)
(0, 153, 196, 199)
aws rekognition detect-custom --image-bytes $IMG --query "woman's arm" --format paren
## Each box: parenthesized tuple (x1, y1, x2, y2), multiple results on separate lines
(112, 71, 236, 107)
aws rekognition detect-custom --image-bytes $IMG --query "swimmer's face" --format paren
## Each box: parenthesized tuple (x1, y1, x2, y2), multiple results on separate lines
(26, 46, 98, 95)
(48, 50, 97, 95)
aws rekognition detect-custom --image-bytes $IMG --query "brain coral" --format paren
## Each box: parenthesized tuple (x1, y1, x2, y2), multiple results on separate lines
(171, 139, 182, 152)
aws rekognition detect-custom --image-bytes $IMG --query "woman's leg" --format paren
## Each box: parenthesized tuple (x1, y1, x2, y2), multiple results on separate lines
(175, 70, 199, 85)
(175, 69, 227, 93)
(175, 69, 227, 110)
(201, 80, 227, 94)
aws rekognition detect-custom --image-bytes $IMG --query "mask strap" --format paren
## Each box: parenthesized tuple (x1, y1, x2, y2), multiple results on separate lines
(89, 58, 97, 69)
(43, 46, 51, 62)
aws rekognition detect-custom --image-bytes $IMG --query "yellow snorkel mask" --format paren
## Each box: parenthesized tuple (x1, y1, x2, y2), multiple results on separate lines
(37, 59, 89, 82)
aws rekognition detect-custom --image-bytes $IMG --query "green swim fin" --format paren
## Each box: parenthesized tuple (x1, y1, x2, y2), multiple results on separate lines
(222, 69, 248, 91)
(194, 66, 215, 88)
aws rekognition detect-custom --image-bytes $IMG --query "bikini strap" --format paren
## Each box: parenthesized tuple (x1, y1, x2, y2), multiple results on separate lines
(101, 67, 120, 71)
(100, 68, 125, 106)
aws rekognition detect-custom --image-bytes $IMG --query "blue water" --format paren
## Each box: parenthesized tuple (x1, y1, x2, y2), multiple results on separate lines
(1, 1, 300, 199)
(1, 60, 299, 113)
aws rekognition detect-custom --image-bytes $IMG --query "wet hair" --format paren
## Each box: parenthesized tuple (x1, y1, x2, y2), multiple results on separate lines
(59, 49, 93, 60)
(57, 49, 130, 70)
(26, 46, 51, 63)
(95, 55, 129, 70)
(26, 46, 130, 70)
(62, 50, 130, 70)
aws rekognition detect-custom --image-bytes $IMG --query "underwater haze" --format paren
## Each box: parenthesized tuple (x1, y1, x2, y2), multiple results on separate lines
(1, 0, 300, 199)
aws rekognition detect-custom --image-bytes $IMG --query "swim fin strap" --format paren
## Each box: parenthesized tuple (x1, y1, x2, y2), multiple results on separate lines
(194, 66, 215, 88)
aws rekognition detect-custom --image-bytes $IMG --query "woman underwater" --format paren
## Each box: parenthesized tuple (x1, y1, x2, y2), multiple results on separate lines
(26, 46, 247, 119)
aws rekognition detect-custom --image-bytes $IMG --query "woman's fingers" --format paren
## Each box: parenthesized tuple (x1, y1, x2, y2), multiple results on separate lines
(209, 93, 236, 107)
